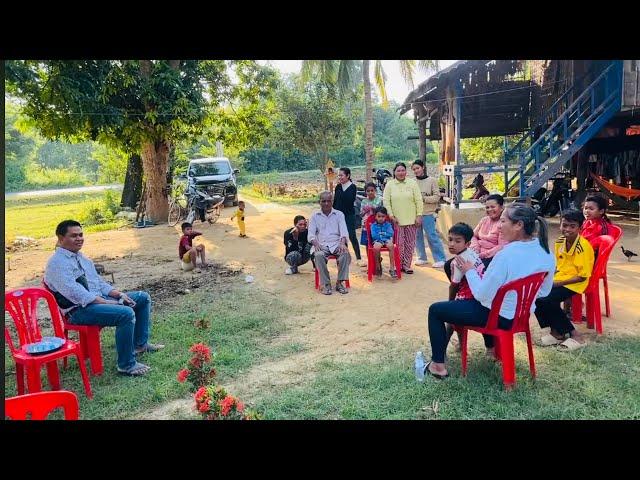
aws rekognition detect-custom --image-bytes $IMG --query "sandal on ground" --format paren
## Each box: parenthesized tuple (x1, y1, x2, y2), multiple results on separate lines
(335, 282, 349, 294)
(118, 362, 151, 376)
(425, 361, 449, 380)
(538, 334, 565, 347)
(321, 285, 332, 295)
(558, 337, 585, 351)
(135, 343, 165, 354)
(390, 269, 398, 278)
(402, 268, 414, 274)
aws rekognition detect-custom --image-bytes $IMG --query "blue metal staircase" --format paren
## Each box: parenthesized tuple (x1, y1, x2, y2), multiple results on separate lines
(504, 61, 623, 197)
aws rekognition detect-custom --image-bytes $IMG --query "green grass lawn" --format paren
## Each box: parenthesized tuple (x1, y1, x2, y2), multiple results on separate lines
(5, 191, 125, 243)
(251, 336, 640, 420)
(3, 284, 294, 420)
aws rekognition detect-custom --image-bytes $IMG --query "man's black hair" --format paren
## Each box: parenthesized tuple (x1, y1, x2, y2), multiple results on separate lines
(55, 220, 82, 237)
(561, 209, 585, 227)
(448, 222, 474, 242)
(293, 215, 306, 225)
(181, 222, 192, 232)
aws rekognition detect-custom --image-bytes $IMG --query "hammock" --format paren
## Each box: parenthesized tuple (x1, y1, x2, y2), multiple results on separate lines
(589, 171, 640, 201)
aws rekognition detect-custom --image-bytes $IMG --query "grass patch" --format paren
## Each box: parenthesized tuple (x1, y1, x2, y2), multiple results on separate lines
(5, 190, 126, 242)
(3, 284, 292, 420)
(252, 336, 640, 419)
(239, 186, 317, 205)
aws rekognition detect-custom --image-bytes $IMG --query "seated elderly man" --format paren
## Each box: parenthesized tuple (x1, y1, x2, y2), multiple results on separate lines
(307, 191, 351, 295)
(44, 220, 164, 377)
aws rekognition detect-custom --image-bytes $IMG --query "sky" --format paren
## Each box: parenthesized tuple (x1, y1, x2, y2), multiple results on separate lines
(262, 60, 458, 106)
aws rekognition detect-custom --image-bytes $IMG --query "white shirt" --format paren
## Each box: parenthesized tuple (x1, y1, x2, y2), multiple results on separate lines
(307, 208, 349, 254)
(465, 239, 556, 319)
(451, 248, 484, 284)
(340, 180, 353, 191)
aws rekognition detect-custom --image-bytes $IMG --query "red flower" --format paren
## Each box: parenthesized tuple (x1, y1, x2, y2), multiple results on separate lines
(189, 343, 212, 362)
(198, 400, 211, 413)
(195, 386, 208, 402)
(236, 401, 245, 413)
(189, 357, 203, 368)
(177, 369, 189, 383)
(219, 395, 236, 417)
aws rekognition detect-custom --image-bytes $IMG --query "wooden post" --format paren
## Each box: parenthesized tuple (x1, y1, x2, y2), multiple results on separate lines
(418, 117, 427, 164)
(444, 86, 456, 165)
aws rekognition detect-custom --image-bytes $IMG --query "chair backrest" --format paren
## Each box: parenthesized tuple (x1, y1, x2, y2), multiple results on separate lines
(4, 287, 66, 351)
(5, 391, 79, 420)
(486, 272, 548, 332)
(606, 223, 622, 243)
(365, 214, 398, 245)
(587, 235, 616, 288)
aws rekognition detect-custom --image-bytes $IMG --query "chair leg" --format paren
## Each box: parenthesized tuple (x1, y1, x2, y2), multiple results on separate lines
(314, 268, 319, 290)
(585, 292, 595, 330)
(525, 329, 536, 379)
(593, 289, 603, 335)
(26, 364, 42, 394)
(367, 249, 374, 282)
(75, 353, 93, 399)
(500, 334, 516, 389)
(86, 329, 104, 376)
(395, 249, 402, 279)
(460, 328, 468, 377)
(603, 276, 610, 317)
(16, 364, 25, 396)
(571, 294, 582, 324)
(46, 360, 61, 390)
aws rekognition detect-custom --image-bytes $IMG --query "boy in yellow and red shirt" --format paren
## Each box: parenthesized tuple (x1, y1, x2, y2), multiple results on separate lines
(535, 209, 594, 350)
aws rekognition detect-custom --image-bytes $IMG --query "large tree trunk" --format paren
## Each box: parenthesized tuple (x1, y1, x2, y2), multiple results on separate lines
(418, 118, 427, 164)
(120, 153, 143, 209)
(363, 60, 374, 182)
(140, 140, 170, 222)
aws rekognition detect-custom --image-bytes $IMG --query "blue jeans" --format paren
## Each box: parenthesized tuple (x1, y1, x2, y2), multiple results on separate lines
(415, 214, 446, 263)
(68, 291, 152, 370)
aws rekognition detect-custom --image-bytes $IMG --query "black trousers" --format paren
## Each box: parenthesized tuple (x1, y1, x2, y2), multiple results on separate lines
(534, 285, 576, 335)
(343, 213, 361, 260)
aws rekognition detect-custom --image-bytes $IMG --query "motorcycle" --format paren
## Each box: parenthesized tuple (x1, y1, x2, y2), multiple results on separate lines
(531, 173, 575, 217)
(185, 188, 225, 224)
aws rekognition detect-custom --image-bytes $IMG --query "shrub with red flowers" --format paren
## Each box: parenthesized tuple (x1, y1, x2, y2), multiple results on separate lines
(176, 342, 217, 392)
(177, 343, 261, 420)
(193, 385, 261, 420)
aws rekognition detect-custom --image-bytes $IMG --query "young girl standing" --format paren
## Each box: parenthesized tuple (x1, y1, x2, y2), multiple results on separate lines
(359, 182, 382, 247)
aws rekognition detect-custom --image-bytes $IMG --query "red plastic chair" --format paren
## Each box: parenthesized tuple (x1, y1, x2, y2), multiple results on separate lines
(314, 255, 351, 290)
(4, 288, 93, 399)
(571, 235, 617, 334)
(365, 215, 402, 282)
(455, 272, 547, 389)
(5, 391, 79, 420)
(42, 281, 104, 376)
(601, 224, 622, 317)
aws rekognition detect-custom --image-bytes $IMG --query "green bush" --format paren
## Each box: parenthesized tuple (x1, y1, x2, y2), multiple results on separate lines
(78, 191, 121, 226)
(24, 165, 89, 189)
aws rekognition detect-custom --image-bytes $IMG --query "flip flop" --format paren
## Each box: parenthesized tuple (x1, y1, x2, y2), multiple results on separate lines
(135, 343, 165, 354)
(558, 337, 586, 351)
(538, 334, 564, 347)
(425, 361, 449, 380)
(118, 362, 151, 376)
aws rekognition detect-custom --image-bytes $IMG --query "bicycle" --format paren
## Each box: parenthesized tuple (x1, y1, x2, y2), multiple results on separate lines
(168, 185, 224, 226)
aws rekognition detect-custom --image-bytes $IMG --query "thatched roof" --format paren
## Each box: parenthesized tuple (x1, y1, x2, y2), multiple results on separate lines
(399, 60, 531, 138)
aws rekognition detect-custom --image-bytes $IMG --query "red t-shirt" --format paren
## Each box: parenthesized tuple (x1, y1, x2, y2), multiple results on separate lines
(179, 232, 201, 259)
(581, 218, 609, 246)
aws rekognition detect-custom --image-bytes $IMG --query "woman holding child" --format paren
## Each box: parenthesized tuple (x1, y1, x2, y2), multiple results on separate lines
(383, 162, 423, 274)
(418, 203, 556, 380)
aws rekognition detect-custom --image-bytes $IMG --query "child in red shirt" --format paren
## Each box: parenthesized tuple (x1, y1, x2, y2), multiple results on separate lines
(581, 195, 612, 248)
(179, 222, 207, 272)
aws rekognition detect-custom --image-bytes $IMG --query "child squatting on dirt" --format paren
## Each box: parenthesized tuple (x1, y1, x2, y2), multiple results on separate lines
(444, 223, 492, 356)
(369, 206, 397, 278)
(230, 201, 246, 237)
(179, 222, 208, 273)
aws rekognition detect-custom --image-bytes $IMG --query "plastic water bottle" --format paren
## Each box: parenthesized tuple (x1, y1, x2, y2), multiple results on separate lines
(414, 351, 426, 382)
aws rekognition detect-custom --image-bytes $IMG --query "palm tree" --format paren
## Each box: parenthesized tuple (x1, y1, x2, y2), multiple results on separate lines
(301, 60, 439, 181)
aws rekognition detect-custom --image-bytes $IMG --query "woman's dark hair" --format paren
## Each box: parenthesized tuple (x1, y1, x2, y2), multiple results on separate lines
(583, 194, 611, 223)
(55, 219, 82, 237)
(293, 215, 306, 225)
(393, 162, 407, 176)
(412, 159, 425, 169)
(448, 223, 474, 243)
(375, 206, 388, 216)
(504, 203, 550, 253)
(365, 182, 377, 191)
(561, 209, 585, 227)
(339, 167, 351, 179)
(485, 194, 504, 206)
